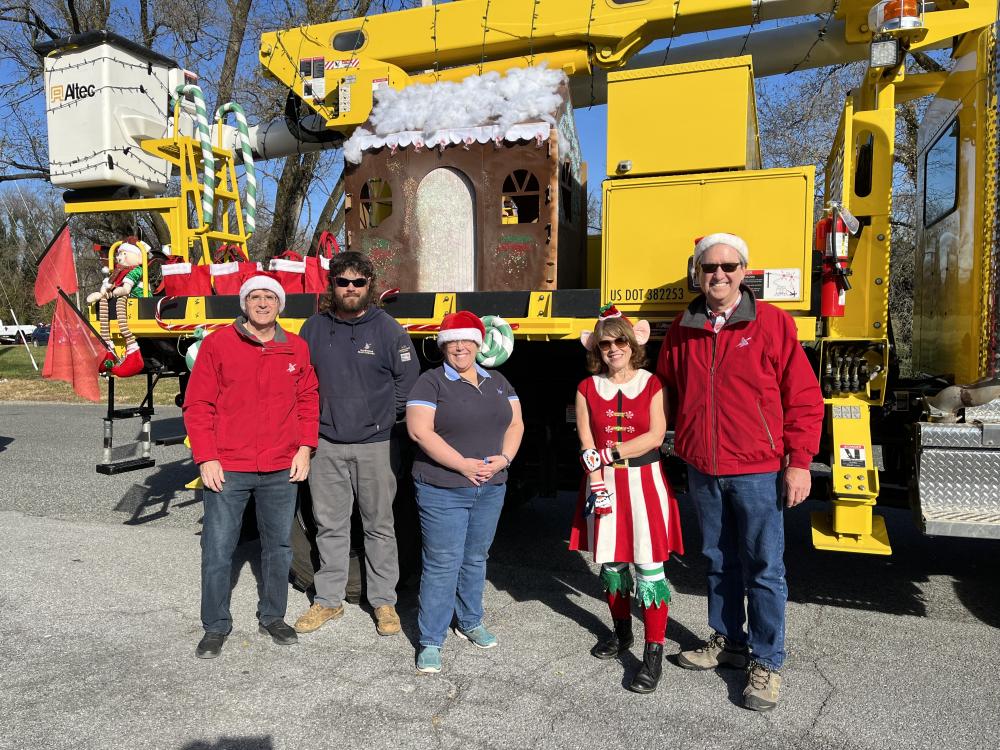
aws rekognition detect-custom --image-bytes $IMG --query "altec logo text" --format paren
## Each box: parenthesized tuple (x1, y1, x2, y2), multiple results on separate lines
(50, 83, 97, 103)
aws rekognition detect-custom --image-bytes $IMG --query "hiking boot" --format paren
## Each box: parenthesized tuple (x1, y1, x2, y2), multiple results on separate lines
(195, 631, 228, 659)
(743, 660, 782, 711)
(259, 619, 298, 646)
(591, 618, 634, 660)
(677, 632, 748, 670)
(374, 605, 401, 636)
(294, 603, 344, 633)
(628, 642, 664, 694)
(454, 624, 498, 649)
(416, 645, 442, 673)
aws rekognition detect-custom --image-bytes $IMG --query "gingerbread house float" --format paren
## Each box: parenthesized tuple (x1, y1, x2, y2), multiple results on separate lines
(341, 67, 587, 293)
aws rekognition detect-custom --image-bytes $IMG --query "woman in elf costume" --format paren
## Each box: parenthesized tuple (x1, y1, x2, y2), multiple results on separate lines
(569, 305, 684, 693)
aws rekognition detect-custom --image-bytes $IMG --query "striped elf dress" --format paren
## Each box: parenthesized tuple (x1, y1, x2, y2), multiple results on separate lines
(569, 370, 684, 564)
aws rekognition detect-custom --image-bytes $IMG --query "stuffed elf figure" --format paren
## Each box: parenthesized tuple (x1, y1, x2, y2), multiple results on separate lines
(86, 237, 149, 378)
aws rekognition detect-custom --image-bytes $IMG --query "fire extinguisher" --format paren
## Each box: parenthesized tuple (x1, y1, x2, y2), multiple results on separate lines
(818, 208, 852, 317)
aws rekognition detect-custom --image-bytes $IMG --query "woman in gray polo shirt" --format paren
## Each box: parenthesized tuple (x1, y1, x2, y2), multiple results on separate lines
(405, 311, 524, 674)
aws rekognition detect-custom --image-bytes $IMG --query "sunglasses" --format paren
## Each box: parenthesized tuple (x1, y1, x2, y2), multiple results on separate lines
(334, 276, 369, 288)
(700, 262, 742, 274)
(598, 336, 630, 352)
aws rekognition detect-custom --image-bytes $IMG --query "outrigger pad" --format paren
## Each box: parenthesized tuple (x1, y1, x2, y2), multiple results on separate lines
(96, 457, 155, 475)
(810, 511, 892, 555)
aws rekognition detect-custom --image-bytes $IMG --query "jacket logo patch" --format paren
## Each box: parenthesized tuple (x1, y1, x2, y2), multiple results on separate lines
(399, 346, 411, 362)
(737, 336, 752, 349)
(358, 342, 375, 356)
(287, 363, 296, 373)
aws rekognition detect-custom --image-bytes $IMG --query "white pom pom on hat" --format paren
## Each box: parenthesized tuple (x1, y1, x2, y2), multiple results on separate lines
(239, 272, 286, 313)
(436, 310, 485, 348)
(693, 232, 750, 267)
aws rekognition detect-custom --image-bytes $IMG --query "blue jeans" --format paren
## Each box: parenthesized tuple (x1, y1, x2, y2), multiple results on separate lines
(415, 481, 506, 647)
(686, 466, 787, 670)
(201, 470, 298, 633)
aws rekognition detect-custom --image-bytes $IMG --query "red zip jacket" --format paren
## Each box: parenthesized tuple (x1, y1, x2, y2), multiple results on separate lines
(656, 288, 823, 476)
(183, 319, 319, 472)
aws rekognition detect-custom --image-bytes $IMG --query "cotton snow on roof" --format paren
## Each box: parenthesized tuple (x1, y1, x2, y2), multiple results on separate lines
(343, 66, 567, 164)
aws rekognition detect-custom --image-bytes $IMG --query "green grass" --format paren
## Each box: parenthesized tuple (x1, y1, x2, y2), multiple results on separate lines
(0, 344, 45, 378)
(0, 344, 180, 404)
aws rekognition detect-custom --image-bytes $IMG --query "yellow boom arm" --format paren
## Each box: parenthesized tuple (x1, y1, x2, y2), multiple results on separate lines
(258, 0, 830, 136)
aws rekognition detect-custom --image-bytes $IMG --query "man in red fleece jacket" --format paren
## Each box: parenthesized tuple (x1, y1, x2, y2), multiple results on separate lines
(656, 233, 823, 711)
(184, 272, 319, 659)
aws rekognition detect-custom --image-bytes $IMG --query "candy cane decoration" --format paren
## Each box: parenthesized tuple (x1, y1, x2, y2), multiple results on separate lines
(174, 84, 215, 228)
(155, 297, 228, 333)
(215, 102, 256, 235)
(477, 315, 515, 367)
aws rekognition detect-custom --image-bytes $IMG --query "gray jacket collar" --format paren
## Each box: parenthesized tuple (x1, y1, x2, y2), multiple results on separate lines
(235, 316, 287, 343)
(680, 286, 758, 330)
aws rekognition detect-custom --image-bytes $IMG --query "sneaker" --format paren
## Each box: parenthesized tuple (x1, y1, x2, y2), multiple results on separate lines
(453, 624, 498, 649)
(259, 619, 298, 646)
(195, 631, 228, 659)
(743, 660, 782, 711)
(294, 603, 344, 633)
(416, 645, 442, 673)
(374, 605, 401, 636)
(677, 632, 748, 670)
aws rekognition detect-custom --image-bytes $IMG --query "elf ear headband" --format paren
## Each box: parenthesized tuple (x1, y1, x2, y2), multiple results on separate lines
(579, 303, 650, 350)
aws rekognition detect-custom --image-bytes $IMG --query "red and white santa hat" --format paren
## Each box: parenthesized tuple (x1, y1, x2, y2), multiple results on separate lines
(436, 310, 485, 349)
(239, 272, 286, 313)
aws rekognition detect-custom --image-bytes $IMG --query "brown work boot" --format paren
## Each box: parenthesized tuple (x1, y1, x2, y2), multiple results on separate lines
(374, 605, 401, 636)
(743, 660, 782, 711)
(676, 632, 749, 670)
(293, 602, 344, 633)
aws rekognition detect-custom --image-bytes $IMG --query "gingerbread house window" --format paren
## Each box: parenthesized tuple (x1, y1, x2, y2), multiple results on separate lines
(501, 169, 540, 224)
(360, 178, 393, 229)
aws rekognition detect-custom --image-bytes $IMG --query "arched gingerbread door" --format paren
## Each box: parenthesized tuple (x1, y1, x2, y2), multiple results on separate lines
(415, 167, 476, 291)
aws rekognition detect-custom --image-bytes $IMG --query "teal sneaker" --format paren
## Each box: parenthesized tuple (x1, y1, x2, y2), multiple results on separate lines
(454, 624, 498, 649)
(416, 646, 442, 673)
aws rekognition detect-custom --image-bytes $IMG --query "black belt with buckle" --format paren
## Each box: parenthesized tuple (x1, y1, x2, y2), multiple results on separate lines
(612, 450, 661, 468)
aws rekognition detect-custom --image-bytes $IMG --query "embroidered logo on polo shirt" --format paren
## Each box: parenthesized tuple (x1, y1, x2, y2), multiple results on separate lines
(358, 342, 375, 356)
(497, 387, 503, 395)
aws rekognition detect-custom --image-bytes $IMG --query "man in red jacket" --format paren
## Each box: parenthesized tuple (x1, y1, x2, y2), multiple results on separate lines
(184, 272, 319, 659)
(656, 233, 823, 711)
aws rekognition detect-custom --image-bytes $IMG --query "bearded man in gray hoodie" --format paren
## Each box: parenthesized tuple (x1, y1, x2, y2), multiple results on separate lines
(294, 252, 419, 637)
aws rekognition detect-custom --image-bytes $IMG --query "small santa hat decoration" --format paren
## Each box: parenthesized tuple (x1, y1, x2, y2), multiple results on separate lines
(437, 310, 485, 349)
(580, 303, 651, 350)
(239, 272, 286, 313)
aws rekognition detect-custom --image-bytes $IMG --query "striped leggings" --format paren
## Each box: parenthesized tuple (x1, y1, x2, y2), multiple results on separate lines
(600, 562, 671, 644)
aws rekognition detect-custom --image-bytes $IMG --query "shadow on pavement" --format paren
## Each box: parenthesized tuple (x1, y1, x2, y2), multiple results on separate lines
(181, 738, 273, 750)
(0, 435, 12, 452)
(114, 458, 200, 525)
(486, 492, 703, 652)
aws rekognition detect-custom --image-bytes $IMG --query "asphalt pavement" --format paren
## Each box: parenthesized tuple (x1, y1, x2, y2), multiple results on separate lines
(1, 402, 998, 750)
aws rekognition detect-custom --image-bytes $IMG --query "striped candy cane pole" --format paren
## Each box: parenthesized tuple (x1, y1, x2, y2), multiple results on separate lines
(174, 84, 215, 228)
(215, 102, 257, 236)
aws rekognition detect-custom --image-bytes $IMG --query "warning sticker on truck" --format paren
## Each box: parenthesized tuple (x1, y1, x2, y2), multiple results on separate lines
(839, 444, 866, 468)
(743, 269, 801, 300)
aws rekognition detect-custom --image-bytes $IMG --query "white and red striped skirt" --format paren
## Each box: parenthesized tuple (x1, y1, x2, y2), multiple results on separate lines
(569, 462, 684, 564)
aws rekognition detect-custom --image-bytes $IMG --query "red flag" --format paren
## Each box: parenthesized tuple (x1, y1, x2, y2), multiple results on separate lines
(42, 295, 105, 402)
(34, 224, 77, 305)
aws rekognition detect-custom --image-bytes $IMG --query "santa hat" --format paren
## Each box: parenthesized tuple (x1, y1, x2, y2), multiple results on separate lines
(436, 310, 485, 348)
(239, 272, 286, 313)
(693, 232, 749, 267)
